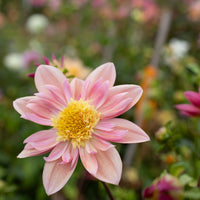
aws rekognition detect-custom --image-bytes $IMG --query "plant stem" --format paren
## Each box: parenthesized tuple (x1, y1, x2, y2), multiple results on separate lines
(150, 7, 173, 67)
(123, 6, 173, 168)
(198, 176, 200, 188)
(101, 181, 115, 200)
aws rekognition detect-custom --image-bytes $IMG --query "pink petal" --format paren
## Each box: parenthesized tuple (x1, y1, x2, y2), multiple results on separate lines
(62, 144, 73, 163)
(26, 102, 58, 119)
(184, 91, 200, 107)
(180, 111, 195, 117)
(18, 129, 59, 158)
(70, 148, 79, 168)
(22, 113, 52, 126)
(28, 72, 35, 78)
(82, 78, 102, 99)
(35, 65, 66, 93)
(85, 142, 97, 154)
(95, 121, 116, 131)
(43, 56, 50, 65)
(88, 80, 110, 109)
(109, 85, 143, 106)
(43, 157, 78, 195)
(44, 142, 68, 162)
(176, 104, 200, 116)
(13, 96, 36, 116)
(99, 85, 143, 119)
(80, 138, 114, 177)
(61, 145, 79, 169)
(93, 129, 127, 142)
(86, 63, 116, 87)
(80, 79, 91, 100)
(45, 84, 67, 106)
(93, 146, 122, 185)
(80, 147, 98, 175)
(35, 92, 64, 111)
(13, 97, 52, 126)
(100, 98, 133, 119)
(24, 129, 58, 150)
(98, 92, 128, 111)
(63, 80, 72, 102)
(24, 129, 57, 143)
(70, 78, 84, 100)
(29, 96, 62, 112)
(90, 136, 114, 151)
(17, 143, 50, 158)
(102, 118, 150, 143)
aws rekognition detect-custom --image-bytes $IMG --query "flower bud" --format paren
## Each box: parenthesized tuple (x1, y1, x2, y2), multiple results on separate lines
(143, 174, 183, 200)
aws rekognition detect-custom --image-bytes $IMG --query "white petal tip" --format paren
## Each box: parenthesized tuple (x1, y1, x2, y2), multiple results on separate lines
(136, 133, 151, 143)
(136, 86, 143, 97)
(143, 137, 150, 142)
(105, 177, 121, 185)
(17, 153, 25, 158)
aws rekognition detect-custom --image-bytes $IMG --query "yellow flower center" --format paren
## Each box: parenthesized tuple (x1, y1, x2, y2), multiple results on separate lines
(51, 99, 100, 148)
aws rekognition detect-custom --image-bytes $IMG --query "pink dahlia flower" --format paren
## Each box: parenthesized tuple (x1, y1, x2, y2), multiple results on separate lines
(175, 89, 200, 117)
(13, 63, 149, 195)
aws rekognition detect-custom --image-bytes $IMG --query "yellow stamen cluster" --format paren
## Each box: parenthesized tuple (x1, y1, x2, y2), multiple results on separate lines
(52, 99, 100, 148)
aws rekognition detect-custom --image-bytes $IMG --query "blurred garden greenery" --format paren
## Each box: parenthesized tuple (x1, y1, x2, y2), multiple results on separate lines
(1, 0, 200, 199)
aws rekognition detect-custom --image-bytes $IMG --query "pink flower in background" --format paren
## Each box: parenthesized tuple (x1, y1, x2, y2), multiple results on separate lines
(115, 6, 130, 20)
(92, 0, 104, 7)
(22, 50, 41, 68)
(188, 1, 200, 21)
(47, 0, 62, 11)
(28, 0, 46, 7)
(13, 63, 149, 195)
(176, 89, 200, 117)
(143, 174, 183, 200)
(131, 0, 160, 23)
(28, 0, 61, 11)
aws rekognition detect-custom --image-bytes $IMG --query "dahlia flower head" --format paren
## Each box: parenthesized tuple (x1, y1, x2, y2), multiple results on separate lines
(13, 63, 150, 195)
(176, 89, 200, 117)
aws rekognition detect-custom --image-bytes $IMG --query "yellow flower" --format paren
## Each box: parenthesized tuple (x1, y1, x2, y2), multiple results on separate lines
(50, 56, 91, 79)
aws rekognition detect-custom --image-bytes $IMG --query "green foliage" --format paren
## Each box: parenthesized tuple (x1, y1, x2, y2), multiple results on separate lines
(183, 188, 200, 199)
(0, 0, 200, 199)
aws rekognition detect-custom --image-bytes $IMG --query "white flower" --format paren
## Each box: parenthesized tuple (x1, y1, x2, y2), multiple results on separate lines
(26, 14, 49, 34)
(169, 39, 190, 59)
(4, 53, 23, 70)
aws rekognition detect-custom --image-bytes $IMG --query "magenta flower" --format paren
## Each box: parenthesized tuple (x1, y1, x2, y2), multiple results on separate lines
(13, 63, 149, 195)
(176, 89, 200, 117)
(143, 174, 183, 200)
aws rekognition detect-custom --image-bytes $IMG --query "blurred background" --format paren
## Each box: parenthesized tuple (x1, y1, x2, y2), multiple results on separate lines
(1, 0, 200, 199)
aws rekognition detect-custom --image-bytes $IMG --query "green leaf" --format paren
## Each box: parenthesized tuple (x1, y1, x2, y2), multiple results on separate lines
(170, 162, 189, 176)
(186, 64, 200, 75)
(183, 188, 200, 199)
(179, 174, 193, 185)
